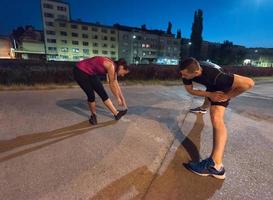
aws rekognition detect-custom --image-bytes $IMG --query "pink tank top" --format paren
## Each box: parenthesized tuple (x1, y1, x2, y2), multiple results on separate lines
(76, 56, 113, 75)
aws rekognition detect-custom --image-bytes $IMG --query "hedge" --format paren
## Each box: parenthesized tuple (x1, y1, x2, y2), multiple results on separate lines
(0, 60, 272, 85)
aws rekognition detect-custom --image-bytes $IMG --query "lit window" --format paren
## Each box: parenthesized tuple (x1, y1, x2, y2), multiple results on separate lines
(72, 48, 80, 53)
(60, 47, 68, 52)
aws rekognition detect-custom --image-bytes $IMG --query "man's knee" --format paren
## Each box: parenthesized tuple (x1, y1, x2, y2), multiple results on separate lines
(210, 107, 225, 128)
(211, 115, 225, 128)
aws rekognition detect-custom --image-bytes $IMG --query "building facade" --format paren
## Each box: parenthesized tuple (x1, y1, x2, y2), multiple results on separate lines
(53, 20, 118, 61)
(41, 0, 118, 61)
(0, 36, 14, 59)
(116, 24, 181, 64)
(40, 0, 180, 64)
(12, 26, 46, 60)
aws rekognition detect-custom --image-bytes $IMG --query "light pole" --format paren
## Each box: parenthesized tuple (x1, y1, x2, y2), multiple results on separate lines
(187, 41, 192, 56)
(132, 34, 139, 64)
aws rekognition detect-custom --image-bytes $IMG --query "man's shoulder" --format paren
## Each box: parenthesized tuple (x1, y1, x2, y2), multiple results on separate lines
(199, 61, 222, 70)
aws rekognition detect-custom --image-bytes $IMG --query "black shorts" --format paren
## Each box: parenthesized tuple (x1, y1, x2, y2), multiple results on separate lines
(73, 67, 109, 102)
(208, 98, 230, 107)
(206, 88, 230, 108)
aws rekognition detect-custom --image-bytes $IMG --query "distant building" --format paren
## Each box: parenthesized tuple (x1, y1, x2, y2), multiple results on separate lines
(54, 19, 118, 61)
(40, 0, 180, 64)
(0, 36, 14, 59)
(41, 0, 70, 60)
(41, 0, 118, 61)
(115, 24, 181, 64)
(244, 48, 273, 67)
(12, 26, 46, 60)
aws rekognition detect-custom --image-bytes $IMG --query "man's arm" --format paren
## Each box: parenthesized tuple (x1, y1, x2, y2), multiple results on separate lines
(184, 84, 230, 102)
(226, 74, 255, 98)
(184, 84, 210, 97)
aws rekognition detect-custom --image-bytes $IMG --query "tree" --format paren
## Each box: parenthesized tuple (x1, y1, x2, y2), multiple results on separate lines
(167, 21, 172, 34)
(177, 29, 181, 39)
(189, 9, 203, 60)
(219, 40, 235, 65)
(11, 26, 25, 48)
(180, 38, 190, 60)
(236, 49, 247, 65)
(141, 24, 147, 30)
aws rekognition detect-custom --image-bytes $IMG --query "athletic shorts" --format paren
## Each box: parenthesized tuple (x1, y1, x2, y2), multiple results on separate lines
(206, 88, 230, 108)
(73, 67, 109, 102)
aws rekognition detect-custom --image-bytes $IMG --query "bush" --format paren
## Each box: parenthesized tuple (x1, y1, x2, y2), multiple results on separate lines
(0, 60, 272, 85)
(222, 66, 273, 77)
(0, 59, 75, 85)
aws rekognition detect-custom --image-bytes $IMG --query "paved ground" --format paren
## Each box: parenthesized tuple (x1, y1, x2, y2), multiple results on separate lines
(0, 80, 272, 200)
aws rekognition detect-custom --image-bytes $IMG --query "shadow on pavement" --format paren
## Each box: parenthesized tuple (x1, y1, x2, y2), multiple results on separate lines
(0, 120, 116, 163)
(90, 106, 223, 200)
(56, 99, 113, 118)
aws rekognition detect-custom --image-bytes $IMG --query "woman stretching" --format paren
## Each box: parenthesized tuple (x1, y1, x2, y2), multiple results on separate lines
(73, 56, 129, 125)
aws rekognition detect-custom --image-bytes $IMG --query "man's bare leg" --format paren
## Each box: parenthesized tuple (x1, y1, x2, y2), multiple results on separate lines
(210, 105, 227, 170)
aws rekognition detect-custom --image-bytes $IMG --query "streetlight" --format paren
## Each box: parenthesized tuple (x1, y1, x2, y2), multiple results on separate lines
(132, 35, 139, 64)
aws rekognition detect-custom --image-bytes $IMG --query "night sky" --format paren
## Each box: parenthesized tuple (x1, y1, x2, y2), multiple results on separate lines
(0, 0, 272, 48)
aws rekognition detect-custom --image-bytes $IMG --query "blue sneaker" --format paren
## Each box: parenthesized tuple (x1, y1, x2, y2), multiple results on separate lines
(184, 157, 226, 179)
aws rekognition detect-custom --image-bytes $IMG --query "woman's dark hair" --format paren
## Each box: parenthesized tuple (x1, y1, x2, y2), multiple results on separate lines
(114, 58, 128, 71)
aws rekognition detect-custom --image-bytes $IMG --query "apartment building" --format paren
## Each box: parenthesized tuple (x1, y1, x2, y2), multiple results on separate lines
(115, 24, 181, 64)
(40, 0, 118, 61)
(54, 20, 118, 61)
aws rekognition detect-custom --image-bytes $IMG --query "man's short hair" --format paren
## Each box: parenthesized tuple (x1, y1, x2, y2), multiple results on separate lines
(179, 57, 200, 73)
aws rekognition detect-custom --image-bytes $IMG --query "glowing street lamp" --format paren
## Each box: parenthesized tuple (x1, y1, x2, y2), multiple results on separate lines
(132, 35, 138, 64)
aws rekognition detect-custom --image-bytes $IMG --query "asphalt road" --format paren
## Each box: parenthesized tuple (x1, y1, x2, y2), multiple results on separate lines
(0, 80, 272, 200)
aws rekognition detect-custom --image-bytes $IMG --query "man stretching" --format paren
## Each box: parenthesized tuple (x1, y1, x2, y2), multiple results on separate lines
(179, 57, 254, 179)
